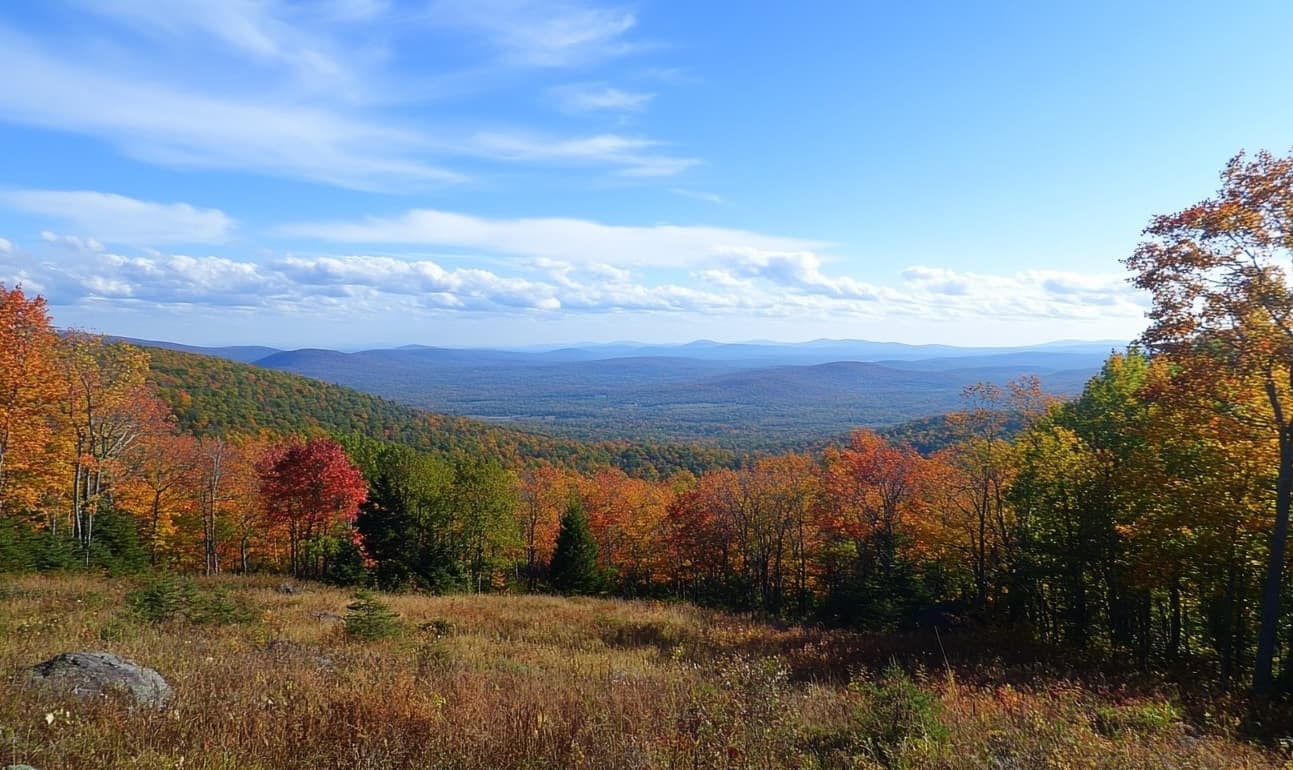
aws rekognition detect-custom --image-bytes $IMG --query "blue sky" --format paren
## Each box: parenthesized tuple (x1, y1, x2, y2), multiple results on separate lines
(1, 1, 1290, 349)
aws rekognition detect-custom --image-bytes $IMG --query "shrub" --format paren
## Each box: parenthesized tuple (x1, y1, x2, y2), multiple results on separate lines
(848, 664, 948, 768)
(126, 574, 258, 626)
(1093, 700, 1182, 737)
(344, 590, 402, 640)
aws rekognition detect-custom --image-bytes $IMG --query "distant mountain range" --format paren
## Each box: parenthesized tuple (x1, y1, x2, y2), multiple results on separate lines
(121, 337, 1123, 448)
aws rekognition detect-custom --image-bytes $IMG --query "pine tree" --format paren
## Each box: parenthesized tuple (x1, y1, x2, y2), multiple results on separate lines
(549, 499, 601, 595)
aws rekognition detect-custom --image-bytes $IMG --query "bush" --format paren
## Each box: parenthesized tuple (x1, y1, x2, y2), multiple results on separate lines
(344, 590, 402, 640)
(1093, 700, 1182, 737)
(848, 664, 948, 768)
(126, 574, 258, 626)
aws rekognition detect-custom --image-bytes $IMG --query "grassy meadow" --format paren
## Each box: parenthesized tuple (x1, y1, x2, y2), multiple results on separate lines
(0, 574, 1285, 770)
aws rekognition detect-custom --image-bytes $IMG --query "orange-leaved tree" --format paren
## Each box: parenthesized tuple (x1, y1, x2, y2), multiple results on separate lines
(1125, 149, 1293, 690)
(0, 285, 62, 519)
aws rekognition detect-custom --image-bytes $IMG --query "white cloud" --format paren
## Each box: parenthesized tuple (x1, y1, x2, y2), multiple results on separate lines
(40, 231, 106, 253)
(717, 248, 885, 301)
(427, 0, 640, 67)
(671, 188, 726, 205)
(0, 237, 12, 255)
(0, 25, 459, 191)
(552, 82, 653, 113)
(279, 208, 823, 268)
(3, 190, 234, 245)
(899, 265, 1146, 321)
(0, 4, 695, 188)
(466, 132, 698, 177)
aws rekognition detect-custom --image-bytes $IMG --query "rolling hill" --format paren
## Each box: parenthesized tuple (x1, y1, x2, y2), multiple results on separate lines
(136, 337, 1119, 448)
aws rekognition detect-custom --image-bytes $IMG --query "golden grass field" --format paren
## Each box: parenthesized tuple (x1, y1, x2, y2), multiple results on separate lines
(0, 574, 1284, 769)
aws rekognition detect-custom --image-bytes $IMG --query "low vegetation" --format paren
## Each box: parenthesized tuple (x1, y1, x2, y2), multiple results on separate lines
(1, 574, 1284, 770)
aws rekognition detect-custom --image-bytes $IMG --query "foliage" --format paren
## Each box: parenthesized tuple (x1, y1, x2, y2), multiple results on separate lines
(847, 664, 948, 768)
(549, 500, 602, 594)
(344, 589, 402, 640)
(147, 346, 736, 478)
(126, 572, 258, 625)
(258, 435, 367, 579)
(1125, 149, 1293, 691)
(1092, 701, 1182, 738)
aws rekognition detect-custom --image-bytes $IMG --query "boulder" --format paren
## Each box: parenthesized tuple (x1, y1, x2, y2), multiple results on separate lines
(24, 651, 172, 708)
(275, 583, 301, 595)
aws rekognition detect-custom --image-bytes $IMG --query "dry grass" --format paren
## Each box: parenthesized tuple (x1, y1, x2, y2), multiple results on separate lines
(0, 574, 1284, 769)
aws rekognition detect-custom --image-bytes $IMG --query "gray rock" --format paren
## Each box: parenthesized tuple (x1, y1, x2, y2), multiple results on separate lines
(4, 764, 40, 770)
(275, 583, 301, 595)
(24, 651, 172, 708)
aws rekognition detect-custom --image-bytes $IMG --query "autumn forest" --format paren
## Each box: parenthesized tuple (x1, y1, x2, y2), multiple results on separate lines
(5, 151, 1293, 751)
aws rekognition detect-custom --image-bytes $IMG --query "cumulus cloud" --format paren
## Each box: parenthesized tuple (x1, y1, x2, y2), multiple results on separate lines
(716, 248, 885, 301)
(899, 265, 1146, 321)
(0, 226, 1147, 331)
(3, 190, 234, 245)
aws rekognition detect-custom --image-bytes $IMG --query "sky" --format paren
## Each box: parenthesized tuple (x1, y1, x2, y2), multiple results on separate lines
(1, 1, 1291, 350)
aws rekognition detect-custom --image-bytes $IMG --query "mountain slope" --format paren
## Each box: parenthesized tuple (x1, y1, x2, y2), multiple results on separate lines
(144, 347, 734, 479)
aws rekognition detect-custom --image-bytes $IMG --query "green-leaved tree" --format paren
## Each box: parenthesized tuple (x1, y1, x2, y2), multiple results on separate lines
(550, 500, 601, 595)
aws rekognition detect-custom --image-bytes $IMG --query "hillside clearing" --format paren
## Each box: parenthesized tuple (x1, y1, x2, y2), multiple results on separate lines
(0, 575, 1281, 770)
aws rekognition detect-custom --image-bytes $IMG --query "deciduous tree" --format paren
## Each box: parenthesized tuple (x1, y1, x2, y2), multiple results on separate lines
(259, 436, 367, 579)
(1125, 149, 1293, 690)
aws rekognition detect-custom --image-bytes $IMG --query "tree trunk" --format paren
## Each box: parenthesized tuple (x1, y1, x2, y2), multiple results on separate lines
(1254, 428, 1293, 691)
(1168, 575, 1182, 660)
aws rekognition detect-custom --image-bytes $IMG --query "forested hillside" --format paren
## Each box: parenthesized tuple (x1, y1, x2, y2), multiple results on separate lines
(145, 346, 735, 479)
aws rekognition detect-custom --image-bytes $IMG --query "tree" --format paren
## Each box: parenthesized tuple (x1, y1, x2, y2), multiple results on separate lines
(258, 436, 367, 579)
(0, 285, 61, 519)
(54, 334, 152, 560)
(550, 499, 601, 595)
(1125, 149, 1293, 690)
(819, 430, 930, 626)
(354, 442, 458, 591)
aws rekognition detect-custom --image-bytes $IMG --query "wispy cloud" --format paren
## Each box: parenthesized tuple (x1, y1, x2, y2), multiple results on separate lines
(0, 190, 235, 245)
(0, 24, 458, 191)
(551, 82, 654, 113)
(0, 2, 696, 188)
(671, 188, 726, 205)
(426, 0, 642, 67)
(466, 132, 697, 176)
(279, 208, 822, 268)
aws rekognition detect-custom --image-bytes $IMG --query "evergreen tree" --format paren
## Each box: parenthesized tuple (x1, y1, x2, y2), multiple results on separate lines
(549, 500, 601, 595)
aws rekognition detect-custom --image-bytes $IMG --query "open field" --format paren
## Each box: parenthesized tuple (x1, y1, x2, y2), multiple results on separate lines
(0, 574, 1285, 770)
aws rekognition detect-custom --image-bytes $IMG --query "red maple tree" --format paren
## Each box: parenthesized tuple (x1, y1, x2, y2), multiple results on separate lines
(258, 436, 367, 578)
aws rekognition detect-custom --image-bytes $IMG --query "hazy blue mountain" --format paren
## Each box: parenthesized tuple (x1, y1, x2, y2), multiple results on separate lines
(122, 336, 1121, 448)
(114, 337, 282, 364)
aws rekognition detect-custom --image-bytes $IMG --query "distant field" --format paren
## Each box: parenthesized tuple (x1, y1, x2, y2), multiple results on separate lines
(1, 575, 1277, 770)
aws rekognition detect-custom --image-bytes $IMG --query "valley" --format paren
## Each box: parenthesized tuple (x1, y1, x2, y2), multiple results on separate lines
(130, 337, 1118, 448)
